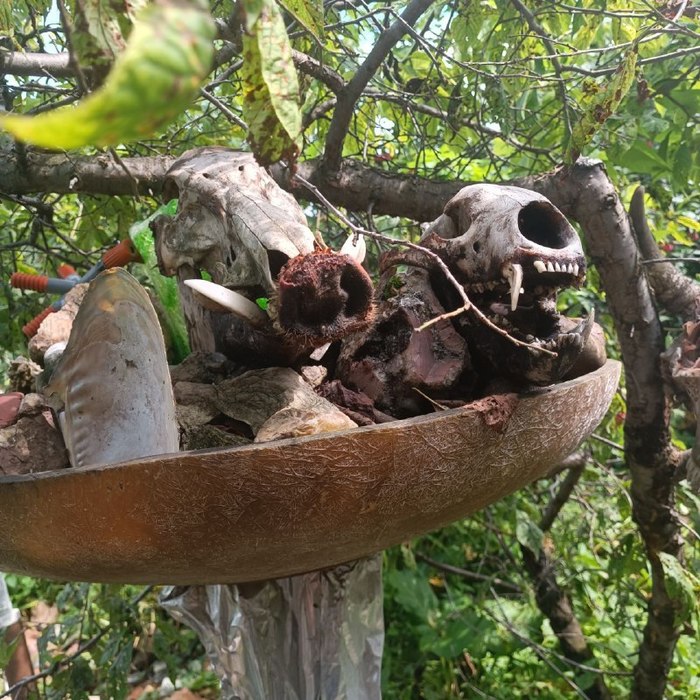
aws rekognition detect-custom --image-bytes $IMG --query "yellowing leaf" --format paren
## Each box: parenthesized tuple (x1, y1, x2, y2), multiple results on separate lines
(0, 0, 216, 150)
(677, 215, 700, 233)
(241, 0, 302, 166)
(278, 0, 324, 41)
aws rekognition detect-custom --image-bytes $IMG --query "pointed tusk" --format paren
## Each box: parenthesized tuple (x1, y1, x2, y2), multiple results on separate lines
(310, 342, 332, 361)
(183, 278, 268, 327)
(340, 233, 366, 264)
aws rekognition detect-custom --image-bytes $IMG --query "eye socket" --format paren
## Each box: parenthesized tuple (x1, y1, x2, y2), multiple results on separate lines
(472, 241, 481, 254)
(517, 202, 574, 249)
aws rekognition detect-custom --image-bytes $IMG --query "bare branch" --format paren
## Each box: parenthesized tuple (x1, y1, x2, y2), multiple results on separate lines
(629, 186, 700, 321)
(322, 0, 438, 169)
(415, 552, 522, 594)
(0, 149, 173, 197)
(524, 159, 683, 700)
(0, 51, 77, 79)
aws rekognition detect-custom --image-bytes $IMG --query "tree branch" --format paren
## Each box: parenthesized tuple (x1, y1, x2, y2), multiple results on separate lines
(0, 148, 173, 197)
(628, 186, 700, 322)
(523, 159, 682, 700)
(0, 51, 76, 79)
(322, 0, 437, 169)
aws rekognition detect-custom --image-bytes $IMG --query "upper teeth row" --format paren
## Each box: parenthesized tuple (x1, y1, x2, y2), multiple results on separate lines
(533, 260, 579, 275)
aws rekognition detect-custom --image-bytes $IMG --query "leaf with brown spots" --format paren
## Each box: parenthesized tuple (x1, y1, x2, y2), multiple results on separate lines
(241, 0, 302, 166)
(566, 43, 638, 163)
(0, 0, 215, 149)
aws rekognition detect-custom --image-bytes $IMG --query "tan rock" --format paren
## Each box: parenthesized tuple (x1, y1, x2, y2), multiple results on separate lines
(28, 284, 88, 363)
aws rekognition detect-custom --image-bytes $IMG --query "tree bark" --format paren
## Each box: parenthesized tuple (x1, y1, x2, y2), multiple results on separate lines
(0, 146, 173, 197)
(524, 160, 681, 700)
(521, 461, 612, 700)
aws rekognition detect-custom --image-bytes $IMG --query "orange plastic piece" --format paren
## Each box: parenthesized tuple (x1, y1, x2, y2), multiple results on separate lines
(22, 306, 54, 338)
(57, 264, 77, 279)
(102, 239, 142, 269)
(11, 273, 49, 292)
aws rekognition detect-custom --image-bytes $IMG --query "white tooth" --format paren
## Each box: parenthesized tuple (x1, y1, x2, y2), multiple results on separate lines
(534, 260, 546, 273)
(310, 342, 331, 361)
(504, 263, 523, 311)
(546, 262, 555, 272)
(340, 233, 366, 263)
(184, 279, 268, 327)
(555, 262, 562, 272)
(567, 263, 574, 273)
(573, 264, 579, 276)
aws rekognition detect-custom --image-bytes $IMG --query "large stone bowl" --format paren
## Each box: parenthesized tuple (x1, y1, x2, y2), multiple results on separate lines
(0, 360, 620, 584)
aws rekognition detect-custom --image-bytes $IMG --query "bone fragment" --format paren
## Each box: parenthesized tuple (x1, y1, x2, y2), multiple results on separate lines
(340, 233, 367, 264)
(183, 279, 268, 327)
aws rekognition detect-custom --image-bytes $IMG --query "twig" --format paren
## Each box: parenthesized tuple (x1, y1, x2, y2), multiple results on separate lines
(0, 586, 154, 699)
(641, 257, 700, 265)
(292, 172, 558, 357)
(322, 0, 437, 168)
(591, 432, 625, 452)
(108, 149, 141, 200)
(200, 87, 247, 129)
(55, 0, 89, 95)
(540, 461, 586, 532)
(415, 552, 522, 594)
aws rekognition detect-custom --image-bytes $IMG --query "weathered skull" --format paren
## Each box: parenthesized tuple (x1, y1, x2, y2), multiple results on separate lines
(155, 147, 315, 294)
(152, 148, 373, 358)
(419, 184, 595, 385)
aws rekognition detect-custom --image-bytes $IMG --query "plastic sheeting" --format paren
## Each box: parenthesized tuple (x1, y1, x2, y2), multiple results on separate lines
(161, 555, 384, 700)
(0, 574, 19, 630)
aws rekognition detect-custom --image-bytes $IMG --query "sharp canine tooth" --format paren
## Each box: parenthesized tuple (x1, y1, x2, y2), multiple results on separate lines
(504, 263, 523, 311)
(184, 279, 268, 326)
(534, 260, 546, 273)
(546, 261, 555, 272)
(310, 342, 331, 361)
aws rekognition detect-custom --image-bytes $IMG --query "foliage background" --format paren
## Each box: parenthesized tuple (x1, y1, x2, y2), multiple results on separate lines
(0, 0, 698, 697)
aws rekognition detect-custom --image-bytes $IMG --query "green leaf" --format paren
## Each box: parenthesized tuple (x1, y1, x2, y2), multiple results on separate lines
(278, 0, 324, 41)
(0, 0, 216, 149)
(241, 0, 302, 165)
(659, 552, 699, 625)
(255, 296, 270, 310)
(566, 43, 638, 163)
(0, 0, 13, 37)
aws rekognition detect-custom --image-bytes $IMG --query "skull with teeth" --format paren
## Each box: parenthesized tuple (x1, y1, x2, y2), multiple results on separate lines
(419, 183, 594, 385)
(151, 148, 374, 361)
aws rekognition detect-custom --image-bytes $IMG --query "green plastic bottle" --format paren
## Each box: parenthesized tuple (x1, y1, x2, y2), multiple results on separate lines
(129, 200, 190, 363)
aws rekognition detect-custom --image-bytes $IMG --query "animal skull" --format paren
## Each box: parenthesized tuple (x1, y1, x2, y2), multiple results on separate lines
(152, 148, 373, 356)
(420, 184, 594, 385)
